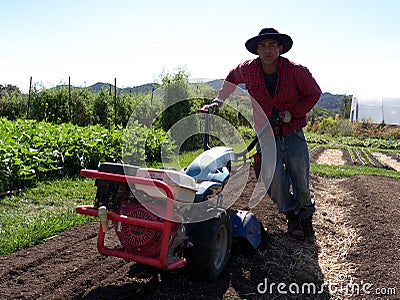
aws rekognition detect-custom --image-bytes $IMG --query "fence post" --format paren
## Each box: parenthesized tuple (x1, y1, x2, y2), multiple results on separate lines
(27, 76, 32, 119)
(69, 76, 72, 121)
(114, 78, 117, 126)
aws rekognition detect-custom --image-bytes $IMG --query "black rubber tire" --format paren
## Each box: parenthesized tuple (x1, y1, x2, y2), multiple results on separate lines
(185, 213, 232, 282)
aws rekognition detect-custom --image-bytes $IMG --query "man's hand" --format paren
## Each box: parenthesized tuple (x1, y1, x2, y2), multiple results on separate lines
(200, 101, 219, 112)
(199, 98, 223, 112)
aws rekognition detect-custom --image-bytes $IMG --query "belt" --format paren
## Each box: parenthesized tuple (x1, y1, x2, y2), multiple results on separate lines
(273, 128, 302, 136)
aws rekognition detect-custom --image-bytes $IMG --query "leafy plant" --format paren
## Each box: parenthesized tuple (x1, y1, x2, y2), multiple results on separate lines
(29, 86, 70, 123)
(93, 88, 112, 127)
(0, 118, 174, 193)
(0, 91, 28, 120)
(317, 117, 340, 136)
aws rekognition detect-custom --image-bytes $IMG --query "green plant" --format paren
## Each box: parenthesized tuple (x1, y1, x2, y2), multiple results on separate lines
(361, 148, 375, 166)
(69, 87, 94, 126)
(0, 118, 174, 193)
(318, 117, 340, 136)
(304, 132, 330, 144)
(93, 88, 112, 127)
(310, 163, 400, 178)
(0, 91, 28, 120)
(160, 70, 192, 150)
(29, 86, 70, 123)
(338, 119, 353, 136)
(339, 95, 352, 119)
(353, 148, 368, 165)
(347, 147, 357, 164)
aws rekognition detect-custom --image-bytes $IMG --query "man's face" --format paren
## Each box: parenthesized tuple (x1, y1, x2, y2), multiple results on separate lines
(256, 39, 283, 65)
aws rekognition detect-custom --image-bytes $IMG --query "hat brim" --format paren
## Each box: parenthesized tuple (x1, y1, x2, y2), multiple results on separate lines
(245, 33, 293, 55)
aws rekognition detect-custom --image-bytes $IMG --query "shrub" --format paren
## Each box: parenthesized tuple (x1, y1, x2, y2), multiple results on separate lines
(70, 88, 94, 126)
(338, 119, 353, 136)
(0, 91, 28, 120)
(317, 116, 340, 136)
(385, 126, 400, 139)
(93, 89, 112, 127)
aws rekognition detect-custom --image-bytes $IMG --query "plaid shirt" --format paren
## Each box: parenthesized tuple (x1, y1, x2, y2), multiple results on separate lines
(217, 57, 322, 135)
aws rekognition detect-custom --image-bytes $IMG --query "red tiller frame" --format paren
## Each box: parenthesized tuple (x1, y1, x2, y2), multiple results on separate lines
(76, 169, 187, 270)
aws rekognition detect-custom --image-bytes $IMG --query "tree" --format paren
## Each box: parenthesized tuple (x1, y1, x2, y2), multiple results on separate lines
(0, 84, 20, 98)
(340, 95, 352, 119)
(308, 106, 335, 123)
(160, 70, 193, 149)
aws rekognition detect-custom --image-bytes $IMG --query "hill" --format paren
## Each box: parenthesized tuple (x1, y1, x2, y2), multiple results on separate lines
(55, 81, 344, 111)
(87, 82, 160, 94)
(317, 92, 343, 110)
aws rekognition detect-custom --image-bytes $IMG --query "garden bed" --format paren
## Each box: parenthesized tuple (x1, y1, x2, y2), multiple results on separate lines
(1, 166, 399, 299)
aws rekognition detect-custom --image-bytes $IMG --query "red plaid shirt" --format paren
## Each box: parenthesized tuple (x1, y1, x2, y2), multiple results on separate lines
(217, 57, 321, 135)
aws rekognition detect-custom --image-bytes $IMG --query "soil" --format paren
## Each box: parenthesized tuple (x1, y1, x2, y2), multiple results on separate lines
(1, 150, 399, 299)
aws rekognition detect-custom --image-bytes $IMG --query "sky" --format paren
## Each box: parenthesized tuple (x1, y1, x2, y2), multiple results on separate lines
(1, 0, 400, 96)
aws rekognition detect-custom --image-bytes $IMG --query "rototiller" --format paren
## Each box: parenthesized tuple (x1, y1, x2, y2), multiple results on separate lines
(76, 109, 277, 281)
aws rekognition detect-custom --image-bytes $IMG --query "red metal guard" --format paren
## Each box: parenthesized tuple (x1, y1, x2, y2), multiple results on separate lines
(76, 169, 186, 270)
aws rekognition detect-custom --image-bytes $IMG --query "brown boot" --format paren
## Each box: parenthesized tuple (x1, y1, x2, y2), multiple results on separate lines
(301, 216, 316, 243)
(285, 211, 305, 241)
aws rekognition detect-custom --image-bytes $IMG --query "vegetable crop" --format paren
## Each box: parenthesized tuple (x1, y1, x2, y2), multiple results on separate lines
(0, 118, 174, 192)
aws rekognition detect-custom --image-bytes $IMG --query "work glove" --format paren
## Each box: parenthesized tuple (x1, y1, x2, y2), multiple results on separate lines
(200, 98, 223, 111)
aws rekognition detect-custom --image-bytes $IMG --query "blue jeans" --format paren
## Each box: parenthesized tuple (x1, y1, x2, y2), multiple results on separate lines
(259, 129, 315, 219)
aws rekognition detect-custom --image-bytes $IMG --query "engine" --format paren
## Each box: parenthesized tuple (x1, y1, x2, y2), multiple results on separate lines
(114, 200, 183, 258)
(91, 163, 189, 259)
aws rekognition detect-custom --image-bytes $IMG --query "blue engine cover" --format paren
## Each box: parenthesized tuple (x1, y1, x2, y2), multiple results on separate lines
(184, 147, 237, 183)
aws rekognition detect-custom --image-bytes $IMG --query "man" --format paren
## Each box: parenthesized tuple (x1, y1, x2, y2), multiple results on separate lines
(204, 28, 321, 242)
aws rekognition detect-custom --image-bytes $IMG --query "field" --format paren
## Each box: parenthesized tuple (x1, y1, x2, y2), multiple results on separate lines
(0, 148, 399, 299)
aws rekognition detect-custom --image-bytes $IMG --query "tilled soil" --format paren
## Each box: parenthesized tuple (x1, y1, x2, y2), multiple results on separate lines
(0, 159, 399, 299)
(310, 146, 400, 171)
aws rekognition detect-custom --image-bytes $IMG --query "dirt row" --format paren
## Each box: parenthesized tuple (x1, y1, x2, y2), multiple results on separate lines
(310, 147, 400, 171)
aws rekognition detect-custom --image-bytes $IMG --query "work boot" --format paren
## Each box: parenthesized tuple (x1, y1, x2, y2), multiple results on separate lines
(285, 211, 305, 241)
(301, 216, 316, 243)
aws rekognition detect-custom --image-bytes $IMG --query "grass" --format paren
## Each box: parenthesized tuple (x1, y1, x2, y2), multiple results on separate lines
(0, 176, 95, 256)
(311, 163, 400, 178)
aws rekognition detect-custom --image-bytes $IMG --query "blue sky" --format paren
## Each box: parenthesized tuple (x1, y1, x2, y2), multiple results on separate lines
(1, 0, 400, 96)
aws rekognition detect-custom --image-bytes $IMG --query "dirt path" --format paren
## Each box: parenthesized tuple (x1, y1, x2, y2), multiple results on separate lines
(313, 147, 400, 171)
(372, 152, 400, 171)
(315, 148, 346, 166)
(0, 166, 399, 299)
